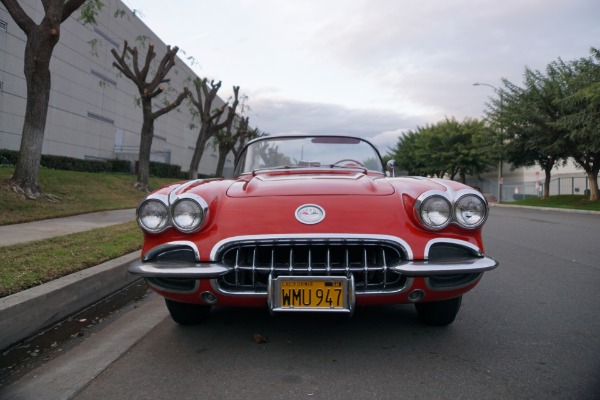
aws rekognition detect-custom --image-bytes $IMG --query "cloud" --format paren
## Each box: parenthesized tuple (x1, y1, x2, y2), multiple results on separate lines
(247, 97, 422, 153)
(126, 0, 600, 139)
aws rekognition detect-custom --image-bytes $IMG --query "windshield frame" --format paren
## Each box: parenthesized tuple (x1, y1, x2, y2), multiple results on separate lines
(233, 135, 385, 177)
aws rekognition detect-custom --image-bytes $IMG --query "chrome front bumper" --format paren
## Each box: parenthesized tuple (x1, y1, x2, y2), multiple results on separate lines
(127, 256, 498, 279)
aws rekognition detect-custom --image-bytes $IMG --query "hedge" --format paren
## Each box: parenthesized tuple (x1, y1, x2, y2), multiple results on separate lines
(0, 149, 196, 179)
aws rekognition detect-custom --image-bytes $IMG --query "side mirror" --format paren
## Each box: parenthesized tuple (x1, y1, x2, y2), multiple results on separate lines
(386, 160, 397, 177)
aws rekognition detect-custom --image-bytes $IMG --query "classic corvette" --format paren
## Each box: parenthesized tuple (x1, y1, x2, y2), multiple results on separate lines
(128, 134, 498, 326)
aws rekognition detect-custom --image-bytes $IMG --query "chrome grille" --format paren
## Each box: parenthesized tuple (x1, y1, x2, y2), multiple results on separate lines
(215, 238, 409, 294)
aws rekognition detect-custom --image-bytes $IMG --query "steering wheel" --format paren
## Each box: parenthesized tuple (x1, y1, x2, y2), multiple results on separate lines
(332, 159, 366, 168)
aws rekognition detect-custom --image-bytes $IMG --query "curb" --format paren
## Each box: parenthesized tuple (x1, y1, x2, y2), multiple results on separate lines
(491, 203, 600, 215)
(0, 251, 141, 351)
(1, 296, 168, 400)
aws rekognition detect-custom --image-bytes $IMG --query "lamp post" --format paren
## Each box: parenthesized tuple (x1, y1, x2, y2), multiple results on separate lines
(473, 82, 503, 203)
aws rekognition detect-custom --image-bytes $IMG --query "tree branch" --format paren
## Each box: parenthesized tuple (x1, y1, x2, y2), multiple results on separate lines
(111, 42, 139, 88)
(62, 0, 89, 22)
(149, 45, 178, 90)
(1, 0, 36, 34)
(152, 87, 190, 120)
(139, 43, 156, 82)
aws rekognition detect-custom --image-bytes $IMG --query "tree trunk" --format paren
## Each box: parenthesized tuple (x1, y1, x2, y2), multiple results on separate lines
(136, 100, 154, 191)
(543, 166, 552, 199)
(587, 171, 599, 201)
(9, 22, 59, 198)
(188, 126, 211, 180)
(215, 145, 229, 177)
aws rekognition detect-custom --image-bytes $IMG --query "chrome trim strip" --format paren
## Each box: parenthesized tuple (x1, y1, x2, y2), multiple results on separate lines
(392, 255, 498, 276)
(168, 179, 204, 204)
(209, 233, 414, 260)
(423, 238, 483, 260)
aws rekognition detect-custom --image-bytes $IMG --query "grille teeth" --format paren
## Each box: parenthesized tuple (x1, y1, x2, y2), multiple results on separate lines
(216, 239, 409, 294)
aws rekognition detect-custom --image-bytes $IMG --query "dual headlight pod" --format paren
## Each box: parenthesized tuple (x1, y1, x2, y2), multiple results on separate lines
(416, 190, 488, 231)
(137, 194, 208, 234)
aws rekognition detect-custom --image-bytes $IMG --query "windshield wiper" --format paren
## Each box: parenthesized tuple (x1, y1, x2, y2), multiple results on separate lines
(327, 164, 368, 173)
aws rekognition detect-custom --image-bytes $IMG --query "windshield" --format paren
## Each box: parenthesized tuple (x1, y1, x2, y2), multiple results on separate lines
(235, 136, 384, 175)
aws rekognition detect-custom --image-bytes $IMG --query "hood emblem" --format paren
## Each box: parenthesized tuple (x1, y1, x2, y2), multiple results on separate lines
(295, 204, 326, 225)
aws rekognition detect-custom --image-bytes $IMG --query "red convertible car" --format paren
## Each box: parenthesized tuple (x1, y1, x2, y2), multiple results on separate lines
(129, 135, 497, 326)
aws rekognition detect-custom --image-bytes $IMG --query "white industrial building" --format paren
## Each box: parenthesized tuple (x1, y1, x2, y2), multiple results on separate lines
(0, 0, 235, 177)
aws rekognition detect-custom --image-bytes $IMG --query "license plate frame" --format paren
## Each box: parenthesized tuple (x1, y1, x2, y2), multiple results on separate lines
(268, 275, 355, 314)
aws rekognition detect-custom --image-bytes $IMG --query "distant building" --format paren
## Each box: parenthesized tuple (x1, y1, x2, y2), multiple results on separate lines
(0, 0, 235, 177)
(467, 159, 593, 202)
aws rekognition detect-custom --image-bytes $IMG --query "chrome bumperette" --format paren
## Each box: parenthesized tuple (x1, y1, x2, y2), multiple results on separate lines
(392, 256, 498, 275)
(128, 259, 229, 278)
(129, 241, 227, 278)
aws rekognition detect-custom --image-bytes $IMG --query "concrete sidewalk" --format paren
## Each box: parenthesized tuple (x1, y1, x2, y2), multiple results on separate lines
(0, 209, 141, 350)
(0, 209, 136, 247)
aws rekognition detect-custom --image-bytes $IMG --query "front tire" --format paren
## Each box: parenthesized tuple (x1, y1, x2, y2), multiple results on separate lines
(415, 296, 462, 326)
(165, 299, 211, 325)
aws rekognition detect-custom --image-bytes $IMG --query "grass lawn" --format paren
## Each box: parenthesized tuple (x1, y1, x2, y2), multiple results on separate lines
(0, 221, 142, 298)
(0, 168, 178, 225)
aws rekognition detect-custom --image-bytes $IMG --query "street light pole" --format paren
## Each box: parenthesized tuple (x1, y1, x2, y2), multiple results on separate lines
(473, 82, 503, 203)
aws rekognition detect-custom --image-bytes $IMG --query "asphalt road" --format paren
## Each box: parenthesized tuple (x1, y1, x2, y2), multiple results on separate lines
(7, 206, 600, 399)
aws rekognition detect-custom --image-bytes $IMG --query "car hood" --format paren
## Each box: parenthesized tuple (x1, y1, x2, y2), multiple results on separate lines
(226, 171, 395, 198)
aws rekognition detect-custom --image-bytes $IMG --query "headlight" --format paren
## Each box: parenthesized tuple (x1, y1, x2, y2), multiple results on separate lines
(455, 194, 487, 229)
(419, 195, 452, 230)
(138, 199, 169, 233)
(171, 198, 205, 233)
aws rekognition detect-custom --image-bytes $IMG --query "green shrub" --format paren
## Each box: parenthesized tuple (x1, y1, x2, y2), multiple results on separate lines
(0, 149, 135, 174)
(0, 149, 216, 179)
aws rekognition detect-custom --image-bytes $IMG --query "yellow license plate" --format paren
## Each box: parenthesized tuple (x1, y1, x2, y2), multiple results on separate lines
(271, 276, 350, 311)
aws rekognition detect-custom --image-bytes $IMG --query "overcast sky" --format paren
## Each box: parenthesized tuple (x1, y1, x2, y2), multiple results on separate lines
(123, 0, 599, 154)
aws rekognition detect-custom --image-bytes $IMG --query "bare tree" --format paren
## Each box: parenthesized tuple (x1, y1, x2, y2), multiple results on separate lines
(1, 0, 101, 198)
(187, 82, 239, 179)
(232, 127, 264, 159)
(111, 40, 189, 191)
(213, 116, 249, 177)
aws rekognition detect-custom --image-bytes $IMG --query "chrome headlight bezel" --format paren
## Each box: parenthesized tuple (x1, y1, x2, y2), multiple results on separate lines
(454, 193, 488, 229)
(136, 191, 209, 234)
(137, 197, 170, 234)
(414, 188, 488, 231)
(416, 194, 452, 230)
(170, 194, 209, 233)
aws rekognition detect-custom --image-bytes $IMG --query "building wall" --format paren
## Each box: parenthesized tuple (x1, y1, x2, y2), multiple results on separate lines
(468, 159, 594, 202)
(0, 0, 235, 176)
